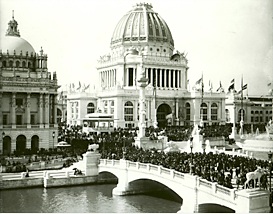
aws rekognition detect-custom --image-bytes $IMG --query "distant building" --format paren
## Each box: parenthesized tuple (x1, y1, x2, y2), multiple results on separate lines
(66, 3, 226, 129)
(0, 12, 59, 154)
(225, 90, 273, 137)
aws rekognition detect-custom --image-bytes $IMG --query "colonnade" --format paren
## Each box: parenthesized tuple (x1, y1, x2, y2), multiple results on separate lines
(100, 69, 117, 88)
(99, 66, 186, 89)
(0, 92, 57, 128)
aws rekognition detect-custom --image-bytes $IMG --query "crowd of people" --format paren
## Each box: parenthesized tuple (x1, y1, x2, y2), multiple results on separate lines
(100, 143, 270, 190)
(1, 122, 271, 191)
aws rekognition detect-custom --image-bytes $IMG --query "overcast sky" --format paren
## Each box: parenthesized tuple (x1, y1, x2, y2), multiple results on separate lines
(1, 0, 272, 95)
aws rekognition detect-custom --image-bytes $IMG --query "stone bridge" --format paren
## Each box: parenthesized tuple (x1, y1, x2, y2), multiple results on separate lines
(98, 159, 270, 213)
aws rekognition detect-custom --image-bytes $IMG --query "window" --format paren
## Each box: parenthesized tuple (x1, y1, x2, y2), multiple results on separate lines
(87, 102, 95, 114)
(185, 103, 190, 120)
(200, 103, 207, 120)
(211, 103, 218, 120)
(110, 101, 114, 114)
(3, 115, 8, 125)
(124, 101, 133, 121)
(16, 61, 20, 67)
(103, 101, 108, 114)
(16, 98, 23, 106)
(225, 109, 230, 122)
(31, 114, 35, 124)
(16, 115, 22, 125)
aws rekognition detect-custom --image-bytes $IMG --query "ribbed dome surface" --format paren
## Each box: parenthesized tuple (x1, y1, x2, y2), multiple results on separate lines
(111, 3, 174, 49)
(0, 36, 35, 56)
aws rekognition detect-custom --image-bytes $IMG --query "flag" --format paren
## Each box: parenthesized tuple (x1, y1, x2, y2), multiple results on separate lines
(216, 81, 222, 92)
(58, 91, 63, 100)
(237, 84, 247, 94)
(208, 80, 213, 91)
(76, 81, 81, 90)
(228, 79, 235, 91)
(194, 77, 203, 91)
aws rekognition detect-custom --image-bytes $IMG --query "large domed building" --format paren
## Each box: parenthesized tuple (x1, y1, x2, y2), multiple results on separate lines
(0, 12, 59, 154)
(67, 3, 226, 129)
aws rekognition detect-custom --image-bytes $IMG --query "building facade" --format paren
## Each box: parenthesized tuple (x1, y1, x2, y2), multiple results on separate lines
(226, 90, 273, 136)
(0, 13, 59, 154)
(66, 3, 226, 129)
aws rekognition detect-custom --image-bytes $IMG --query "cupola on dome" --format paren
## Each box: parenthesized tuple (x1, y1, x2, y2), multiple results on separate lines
(111, 3, 174, 50)
(0, 11, 35, 56)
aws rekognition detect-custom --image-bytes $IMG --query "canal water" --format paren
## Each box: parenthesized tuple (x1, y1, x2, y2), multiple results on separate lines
(1, 184, 182, 213)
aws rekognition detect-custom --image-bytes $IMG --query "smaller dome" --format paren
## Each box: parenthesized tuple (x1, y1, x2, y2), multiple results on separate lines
(0, 36, 36, 56)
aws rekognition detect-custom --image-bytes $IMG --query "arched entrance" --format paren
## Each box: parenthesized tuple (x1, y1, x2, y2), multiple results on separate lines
(157, 104, 172, 128)
(3, 136, 11, 155)
(16, 135, 26, 153)
(31, 135, 39, 152)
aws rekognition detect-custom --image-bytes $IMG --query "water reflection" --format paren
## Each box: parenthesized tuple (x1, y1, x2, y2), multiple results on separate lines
(2, 184, 181, 213)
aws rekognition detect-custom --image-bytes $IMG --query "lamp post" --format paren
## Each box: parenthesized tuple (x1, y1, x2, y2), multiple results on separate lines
(202, 141, 206, 154)
(122, 137, 126, 160)
(190, 136, 193, 174)
(2, 132, 5, 154)
(52, 131, 55, 149)
(268, 150, 272, 210)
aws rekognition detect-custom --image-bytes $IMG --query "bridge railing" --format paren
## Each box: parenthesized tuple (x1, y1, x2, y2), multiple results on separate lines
(99, 159, 237, 203)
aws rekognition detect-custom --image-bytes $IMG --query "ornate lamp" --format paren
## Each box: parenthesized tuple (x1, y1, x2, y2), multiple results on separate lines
(52, 131, 55, 148)
(190, 136, 193, 174)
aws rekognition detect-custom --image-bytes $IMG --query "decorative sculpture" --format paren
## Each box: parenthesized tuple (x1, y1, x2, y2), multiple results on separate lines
(244, 167, 266, 189)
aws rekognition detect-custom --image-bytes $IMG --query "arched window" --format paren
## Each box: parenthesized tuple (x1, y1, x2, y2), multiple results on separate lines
(211, 103, 218, 120)
(185, 102, 190, 120)
(200, 103, 207, 120)
(16, 60, 20, 67)
(28, 62, 32, 68)
(124, 101, 133, 121)
(87, 102, 95, 114)
(22, 61, 26, 68)
(225, 109, 230, 122)
(9, 60, 13, 67)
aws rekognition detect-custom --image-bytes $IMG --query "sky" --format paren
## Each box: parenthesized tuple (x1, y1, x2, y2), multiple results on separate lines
(1, 0, 272, 95)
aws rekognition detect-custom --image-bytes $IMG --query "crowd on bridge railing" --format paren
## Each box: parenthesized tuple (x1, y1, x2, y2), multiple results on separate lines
(100, 143, 270, 190)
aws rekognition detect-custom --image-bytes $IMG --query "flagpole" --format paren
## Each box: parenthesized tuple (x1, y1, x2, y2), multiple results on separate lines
(200, 73, 204, 127)
(240, 75, 244, 135)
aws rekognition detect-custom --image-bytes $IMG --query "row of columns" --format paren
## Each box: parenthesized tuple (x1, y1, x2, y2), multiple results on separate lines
(99, 66, 186, 90)
(100, 69, 117, 88)
(146, 68, 184, 89)
(1, 92, 57, 126)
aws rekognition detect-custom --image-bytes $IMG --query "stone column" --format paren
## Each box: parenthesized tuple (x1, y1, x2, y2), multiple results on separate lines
(39, 93, 44, 128)
(44, 94, 49, 128)
(54, 94, 58, 125)
(172, 70, 176, 88)
(11, 92, 16, 127)
(26, 93, 31, 128)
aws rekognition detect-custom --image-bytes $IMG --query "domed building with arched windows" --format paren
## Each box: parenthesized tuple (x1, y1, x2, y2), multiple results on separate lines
(66, 3, 226, 130)
(0, 12, 59, 154)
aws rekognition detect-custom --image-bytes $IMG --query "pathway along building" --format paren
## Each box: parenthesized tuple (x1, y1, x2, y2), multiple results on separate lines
(66, 3, 226, 129)
(0, 12, 59, 154)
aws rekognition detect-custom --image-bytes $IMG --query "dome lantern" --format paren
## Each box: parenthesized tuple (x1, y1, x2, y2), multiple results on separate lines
(6, 10, 20, 37)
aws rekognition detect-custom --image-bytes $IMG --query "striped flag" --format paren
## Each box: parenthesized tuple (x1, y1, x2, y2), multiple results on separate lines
(228, 79, 235, 91)
(238, 84, 247, 94)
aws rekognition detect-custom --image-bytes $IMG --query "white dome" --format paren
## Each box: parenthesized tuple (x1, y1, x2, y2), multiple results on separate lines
(0, 35, 36, 56)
